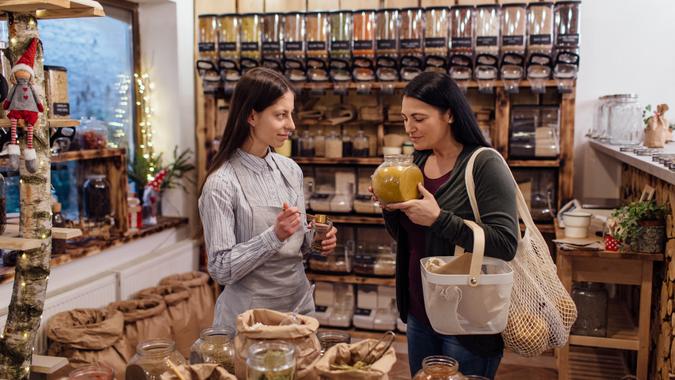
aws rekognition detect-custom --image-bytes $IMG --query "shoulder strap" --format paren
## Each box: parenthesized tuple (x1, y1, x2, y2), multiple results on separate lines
(464, 147, 492, 223)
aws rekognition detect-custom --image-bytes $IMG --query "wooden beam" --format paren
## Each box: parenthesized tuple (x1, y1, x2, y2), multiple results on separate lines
(5, 224, 82, 240)
(0, 118, 79, 128)
(0, 235, 43, 251)
(0, 0, 70, 13)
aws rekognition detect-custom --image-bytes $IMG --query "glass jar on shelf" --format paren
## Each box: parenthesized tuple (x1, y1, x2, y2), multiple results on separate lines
(412, 356, 464, 380)
(299, 130, 315, 157)
(571, 282, 608, 337)
(83, 174, 112, 223)
(126, 339, 187, 379)
(353, 130, 370, 157)
(608, 94, 642, 146)
(246, 341, 296, 380)
(69, 364, 114, 380)
(79, 117, 108, 149)
(325, 131, 343, 159)
(314, 128, 326, 157)
(190, 328, 235, 374)
(342, 133, 353, 157)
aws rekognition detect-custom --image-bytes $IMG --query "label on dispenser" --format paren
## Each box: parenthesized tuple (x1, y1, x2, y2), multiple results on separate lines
(502, 35, 524, 46)
(400, 39, 421, 49)
(451, 37, 472, 49)
(331, 40, 350, 50)
(354, 40, 373, 50)
(308, 41, 327, 51)
(262, 42, 281, 51)
(424, 37, 447, 48)
(241, 42, 259, 51)
(529, 34, 552, 45)
(285, 41, 303, 51)
(354, 308, 372, 317)
(219, 42, 236, 51)
(377, 39, 396, 50)
(557, 33, 580, 46)
(315, 305, 328, 313)
(198, 42, 216, 52)
(52, 103, 70, 116)
(476, 36, 498, 47)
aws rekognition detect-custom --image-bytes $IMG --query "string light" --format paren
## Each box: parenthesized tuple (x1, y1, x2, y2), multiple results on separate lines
(109, 74, 132, 149)
(135, 71, 156, 175)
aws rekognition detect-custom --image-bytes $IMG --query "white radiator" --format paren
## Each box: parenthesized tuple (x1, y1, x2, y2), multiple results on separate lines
(114, 239, 198, 300)
(0, 273, 117, 354)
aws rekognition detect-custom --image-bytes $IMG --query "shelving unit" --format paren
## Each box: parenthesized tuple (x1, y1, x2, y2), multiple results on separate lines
(5, 224, 82, 240)
(293, 79, 560, 92)
(307, 273, 395, 287)
(0, 118, 80, 128)
(0, 0, 104, 19)
(51, 148, 125, 163)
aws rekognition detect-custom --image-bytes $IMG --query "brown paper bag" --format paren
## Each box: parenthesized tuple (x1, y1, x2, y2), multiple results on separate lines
(234, 309, 321, 380)
(135, 284, 196, 358)
(425, 254, 473, 275)
(314, 340, 397, 380)
(107, 296, 173, 361)
(160, 363, 236, 380)
(644, 104, 670, 148)
(159, 272, 215, 331)
(46, 309, 129, 380)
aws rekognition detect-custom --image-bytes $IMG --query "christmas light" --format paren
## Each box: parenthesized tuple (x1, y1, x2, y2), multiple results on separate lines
(135, 71, 156, 174)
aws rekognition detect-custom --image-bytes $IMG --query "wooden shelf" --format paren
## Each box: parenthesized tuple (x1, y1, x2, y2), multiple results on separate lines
(5, 224, 82, 240)
(297, 79, 566, 92)
(0, 118, 80, 129)
(0, 0, 105, 19)
(569, 300, 639, 351)
(307, 273, 395, 287)
(569, 347, 631, 380)
(50, 148, 125, 163)
(0, 233, 42, 251)
(508, 159, 560, 168)
(293, 156, 384, 165)
(317, 213, 384, 225)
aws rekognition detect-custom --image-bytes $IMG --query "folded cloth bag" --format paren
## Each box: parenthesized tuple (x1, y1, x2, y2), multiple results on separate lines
(314, 339, 397, 380)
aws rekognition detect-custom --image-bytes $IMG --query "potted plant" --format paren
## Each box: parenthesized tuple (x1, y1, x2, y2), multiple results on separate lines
(609, 200, 668, 253)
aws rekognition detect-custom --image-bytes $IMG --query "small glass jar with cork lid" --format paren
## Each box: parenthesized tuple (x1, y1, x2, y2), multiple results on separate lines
(310, 214, 333, 254)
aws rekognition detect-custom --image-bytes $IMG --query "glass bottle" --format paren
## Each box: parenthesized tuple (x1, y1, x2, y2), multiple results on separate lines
(246, 341, 296, 380)
(375, 8, 399, 81)
(371, 154, 423, 205)
(449, 5, 475, 81)
(126, 339, 187, 380)
(305, 12, 330, 82)
(342, 133, 353, 157)
(299, 130, 315, 157)
(424, 7, 449, 73)
(399, 8, 424, 81)
(608, 94, 642, 146)
(83, 175, 112, 222)
(325, 131, 343, 159)
(283, 12, 306, 82)
(352, 130, 370, 157)
(190, 328, 235, 374)
(571, 282, 608, 337)
(240, 13, 262, 73)
(0, 173, 5, 235)
(310, 214, 333, 253)
(69, 364, 113, 380)
(314, 128, 326, 157)
(52, 201, 66, 255)
(412, 356, 464, 380)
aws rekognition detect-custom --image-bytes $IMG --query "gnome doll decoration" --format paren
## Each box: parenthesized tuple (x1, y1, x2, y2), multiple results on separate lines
(3, 38, 43, 173)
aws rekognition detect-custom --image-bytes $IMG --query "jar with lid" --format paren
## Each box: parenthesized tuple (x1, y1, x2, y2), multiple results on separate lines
(353, 130, 370, 157)
(500, 4, 527, 84)
(0, 174, 4, 235)
(608, 94, 642, 146)
(325, 131, 343, 159)
(526, 3, 554, 81)
(398, 8, 424, 81)
(553, 1, 581, 80)
(413, 356, 464, 380)
(261, 13, 283, 73)
(246, 341, 296, 380)
(299, 130, 315, 157)
(571, 282, 608, 337)
(449, 6, 474, 81)
(352, 9, 376, 81)
(126, 339, 187, 379)
(69, 364, 113, 380)
(371, 155, 423, 205)
(190, 328, 235, 374)
(83, 174, 112, 222)
(218, 14, 240, 82)
(283, 12, 306, 82)
(474, 5, 500, 81)
(44, 65, 70, 119)
(424, 7, 449, 73)
(329, 11, 352, 82)
(591, 95, 611, 141)
(240, 13, 262, 73)
(79, 117, 108, 149)
(342, 132, 353, 157)
(375, 9, 399, 81)
(305, 12, 330, 82)
(52, 202, 66, 255)
(198, 14, 218, 62)
(314, 128, 326, 157)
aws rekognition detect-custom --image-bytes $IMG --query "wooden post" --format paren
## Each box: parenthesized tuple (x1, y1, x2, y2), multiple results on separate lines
(0, 14, 51, 380)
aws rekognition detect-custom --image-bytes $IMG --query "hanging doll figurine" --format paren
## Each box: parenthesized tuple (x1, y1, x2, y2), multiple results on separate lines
(3, 38, 43, 173)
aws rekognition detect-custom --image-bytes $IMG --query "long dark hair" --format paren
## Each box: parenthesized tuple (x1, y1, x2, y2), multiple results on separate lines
(203, 67, 294, 188)
(403, 72, 490, 148)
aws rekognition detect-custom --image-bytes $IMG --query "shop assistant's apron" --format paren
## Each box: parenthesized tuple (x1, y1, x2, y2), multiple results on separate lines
(213, 155, 314, 330)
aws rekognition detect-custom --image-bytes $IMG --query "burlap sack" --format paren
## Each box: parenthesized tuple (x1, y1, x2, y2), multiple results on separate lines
(234, 309, 321, 380)
(159, 272, 215, 331)
(314, 340, 397, 380)
(46, 308, 129, 380)
(135, 284, 195, 358)
(107, 296, 173, 361)
(160, 363, 236, 380)
(644, 104, 670, 148)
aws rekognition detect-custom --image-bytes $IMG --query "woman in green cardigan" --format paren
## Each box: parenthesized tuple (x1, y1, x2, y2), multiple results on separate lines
(373, 72, 519, 379)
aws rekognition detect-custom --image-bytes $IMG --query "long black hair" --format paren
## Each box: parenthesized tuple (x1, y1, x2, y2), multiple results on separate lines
(403, 72, 490, 148)
(202, 67, 294, 191)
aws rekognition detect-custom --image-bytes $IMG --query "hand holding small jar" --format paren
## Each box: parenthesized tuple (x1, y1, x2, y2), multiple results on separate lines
(309, 214, 338, 255)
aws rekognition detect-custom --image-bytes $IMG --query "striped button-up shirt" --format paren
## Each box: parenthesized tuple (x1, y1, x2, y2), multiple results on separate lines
(198, 148, 310, 285)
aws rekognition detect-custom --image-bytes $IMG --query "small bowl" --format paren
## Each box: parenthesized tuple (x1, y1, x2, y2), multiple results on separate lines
(563, 211, 592, 238)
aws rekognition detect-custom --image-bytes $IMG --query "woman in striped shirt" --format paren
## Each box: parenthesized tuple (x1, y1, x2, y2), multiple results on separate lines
(199, 68, 337, 331)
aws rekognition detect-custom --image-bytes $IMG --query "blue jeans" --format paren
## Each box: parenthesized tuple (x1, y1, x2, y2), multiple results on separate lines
(407, 315, 502, 379)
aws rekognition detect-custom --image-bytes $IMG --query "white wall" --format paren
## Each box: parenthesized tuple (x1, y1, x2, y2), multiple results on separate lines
(574, 0, 675, 200)
(138, 0, 197, 222)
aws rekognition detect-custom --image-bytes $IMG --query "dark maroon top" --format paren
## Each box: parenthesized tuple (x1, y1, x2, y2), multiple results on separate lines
(400, 169, 453, 326)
